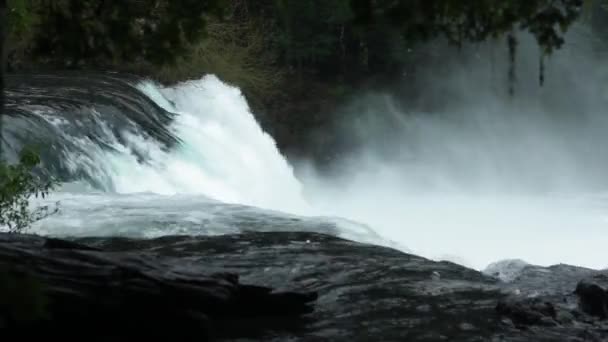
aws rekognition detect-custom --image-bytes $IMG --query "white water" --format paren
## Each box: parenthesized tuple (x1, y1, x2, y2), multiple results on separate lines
(28, 72, 608, 272)
(28, 75, 402, 254)
(111, 77, 311, 214)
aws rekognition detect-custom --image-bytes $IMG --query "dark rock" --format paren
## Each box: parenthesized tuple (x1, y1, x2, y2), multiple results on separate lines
(496, 298, 557, 327)
(3, 231, 608, 341)
(459, 322, 477, 331)
(574, 277, 608, 319)
(80, 231, 608, 341)
(43, 236, 101, 251)
(0, 232, 317, 340)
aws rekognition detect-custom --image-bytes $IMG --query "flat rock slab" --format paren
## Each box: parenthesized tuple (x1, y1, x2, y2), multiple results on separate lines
(79, 231, 608, 341)
(0, 232, 317, 340)
(1, 231, 607, 341)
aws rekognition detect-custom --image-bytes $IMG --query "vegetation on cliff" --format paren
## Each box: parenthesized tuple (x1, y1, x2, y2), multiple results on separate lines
(7, 0, 608, 161)
(5, 1, 589, 86)
(6, 0, 224, 67)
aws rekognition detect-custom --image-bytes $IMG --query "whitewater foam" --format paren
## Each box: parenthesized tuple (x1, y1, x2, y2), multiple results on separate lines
(19, 71, 608, 272)
(134, 76, 310, 213)
(44, 75, 309, 213)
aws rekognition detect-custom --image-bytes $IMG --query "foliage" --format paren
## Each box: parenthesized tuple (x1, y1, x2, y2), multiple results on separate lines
(7, 0, 225, 67)
(157, 13, 284, 103)
(0, 148, 58, 233)
(273, 0, 354, 70)
(5, 0, 38, 65)
(270, 0, 584, 78)
(5, 1, 588, 76)
(7, 0, 36, 36)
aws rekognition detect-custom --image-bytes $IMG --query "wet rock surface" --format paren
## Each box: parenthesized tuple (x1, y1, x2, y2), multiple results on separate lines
(0, 231, 606, 341)
(0, 232, 317, 341)
(76, 232, 608, 341)
(575, 275, 608, 319)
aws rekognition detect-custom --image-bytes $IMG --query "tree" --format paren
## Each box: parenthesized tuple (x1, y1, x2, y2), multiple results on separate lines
(1, 0, 7, 159)
(0, 147, 58, 233)
(0, 0, 58, 234)
(8, 0, 225, 68)
(270, 0, 584, 83)
(274, 0, 354, 72)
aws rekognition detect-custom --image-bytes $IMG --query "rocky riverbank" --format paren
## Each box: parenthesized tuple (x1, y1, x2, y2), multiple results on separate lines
(1, 231, 606, 341)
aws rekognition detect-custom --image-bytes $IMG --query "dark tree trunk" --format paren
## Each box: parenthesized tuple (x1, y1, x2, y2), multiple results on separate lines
(0, 0, 6, 159)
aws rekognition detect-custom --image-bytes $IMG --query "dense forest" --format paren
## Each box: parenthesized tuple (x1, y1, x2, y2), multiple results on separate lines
(4, 0, 608, 162)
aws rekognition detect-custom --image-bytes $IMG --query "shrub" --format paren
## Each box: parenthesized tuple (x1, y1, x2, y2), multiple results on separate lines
(0, 148, 58, 233)
(157, 16, 285, 104)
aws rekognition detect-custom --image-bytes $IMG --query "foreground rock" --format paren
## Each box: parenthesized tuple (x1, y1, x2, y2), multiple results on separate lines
(1, 231, 607, 341)
(0, 233, 317, 340)
(575, 275, 608, 319)
(81, 232, 608, 341)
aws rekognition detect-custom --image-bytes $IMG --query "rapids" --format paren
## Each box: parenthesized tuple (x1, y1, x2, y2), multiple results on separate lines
(3, 69, 606, 272)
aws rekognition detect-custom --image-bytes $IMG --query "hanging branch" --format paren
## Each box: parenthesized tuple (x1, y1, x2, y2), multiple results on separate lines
(539, 52, 546, 87)
(0, 0, 6, 161)
(507, 32, 518, 97)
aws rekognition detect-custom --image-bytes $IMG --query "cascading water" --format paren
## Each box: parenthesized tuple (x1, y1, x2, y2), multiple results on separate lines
(4, 73, 387, 249)
(128, 76, 311, 213)
(4, 31, 608, 272)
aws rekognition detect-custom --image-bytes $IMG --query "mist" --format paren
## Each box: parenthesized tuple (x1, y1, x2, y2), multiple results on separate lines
(296, 26, 608, 271)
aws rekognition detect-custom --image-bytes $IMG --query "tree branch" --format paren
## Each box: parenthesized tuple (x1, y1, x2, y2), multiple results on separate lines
(0, 0, 6, 160)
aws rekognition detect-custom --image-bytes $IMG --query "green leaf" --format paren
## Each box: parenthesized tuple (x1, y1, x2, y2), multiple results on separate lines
(0, 148, 59, 234)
